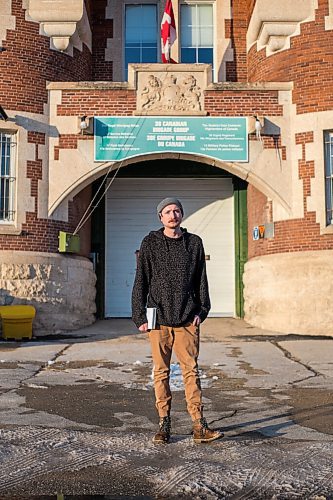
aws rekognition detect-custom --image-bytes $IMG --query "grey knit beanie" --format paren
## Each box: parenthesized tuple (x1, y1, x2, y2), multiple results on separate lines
(157, 197, 184, 216)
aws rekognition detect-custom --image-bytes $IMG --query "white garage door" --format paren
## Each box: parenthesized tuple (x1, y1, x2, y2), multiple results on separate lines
(105, 178, 235, 317)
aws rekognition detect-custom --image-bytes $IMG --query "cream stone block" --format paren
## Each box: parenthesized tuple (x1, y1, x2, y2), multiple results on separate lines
(0, 251, 96, 334)
(290, 142, 305, 216)
(50, 115, 79, 135)
(0, 112, 37, 234)
(245, 105, 294, 219)
(49, 199, 69, 223)
(244, 251, 333, 336)
(129, 63, 212, 92)
(134, 64, 211, 115)
(216, 0, 233, 82)
(48, 89, 63, 118)
(37, 141, 49, 219)
(282, 99, 308, 222)
(247, 0, 318, 54)
(291, 109, 333, 233)
(270, 89, 299, 222)
(48, 139, 108, 216)
(0, 0, 15, 45)
(28, 0, 84, 50)
(18, 131, 36, 214)
(246, 155, 292, 217)
(49, 2, 92, 56)
(325, 0, 333, 30)
(251, 127, 290, 190)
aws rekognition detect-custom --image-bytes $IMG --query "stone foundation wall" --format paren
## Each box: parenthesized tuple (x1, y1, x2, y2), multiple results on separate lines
(243, 250, 333, 336)
(0, 251, 96, 335)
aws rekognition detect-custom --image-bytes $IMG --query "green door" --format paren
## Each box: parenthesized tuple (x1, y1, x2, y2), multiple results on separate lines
(234, 179, 248, 318)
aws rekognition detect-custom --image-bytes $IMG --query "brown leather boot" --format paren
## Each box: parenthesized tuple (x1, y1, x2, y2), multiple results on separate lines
(192, 417, 224, 443)
(153, 416, 171, 444)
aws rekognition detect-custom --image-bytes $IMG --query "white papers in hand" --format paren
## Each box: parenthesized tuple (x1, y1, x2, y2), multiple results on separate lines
(146, 307, 157, 330)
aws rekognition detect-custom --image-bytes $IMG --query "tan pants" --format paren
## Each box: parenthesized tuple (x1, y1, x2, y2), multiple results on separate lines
(149, 323, 203, 421)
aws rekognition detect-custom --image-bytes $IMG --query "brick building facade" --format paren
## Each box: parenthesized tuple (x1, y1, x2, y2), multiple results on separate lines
(0, 0, 332, 335)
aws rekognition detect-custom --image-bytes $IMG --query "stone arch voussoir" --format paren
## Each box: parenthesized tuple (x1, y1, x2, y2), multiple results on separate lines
(49, 152, 291, 217)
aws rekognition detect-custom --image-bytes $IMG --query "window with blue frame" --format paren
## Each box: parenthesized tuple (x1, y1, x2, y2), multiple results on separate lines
(0, 132, 16, 222)
(324, 130, 333, 225)
(125, 4, 158, 80)
(180, 3, 214, 71)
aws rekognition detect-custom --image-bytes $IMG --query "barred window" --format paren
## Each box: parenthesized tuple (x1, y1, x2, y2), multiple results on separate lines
(0, 132, 16, 222)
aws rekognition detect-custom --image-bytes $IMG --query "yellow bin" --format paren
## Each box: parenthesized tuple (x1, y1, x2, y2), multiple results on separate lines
(0, 305, 36, 340)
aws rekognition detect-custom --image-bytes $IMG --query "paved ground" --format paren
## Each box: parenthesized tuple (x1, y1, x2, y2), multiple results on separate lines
(0, 318, 332, 499)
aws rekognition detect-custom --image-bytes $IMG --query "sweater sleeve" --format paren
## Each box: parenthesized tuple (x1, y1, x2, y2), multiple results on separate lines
(131, 237, 150, 328)
(195, 240, 211, 323)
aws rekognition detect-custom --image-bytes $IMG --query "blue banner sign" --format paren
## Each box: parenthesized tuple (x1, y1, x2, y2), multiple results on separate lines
(94, 116, 248, 162)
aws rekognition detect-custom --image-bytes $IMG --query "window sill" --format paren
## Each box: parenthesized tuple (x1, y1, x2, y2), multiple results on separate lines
(0, 224, 22, 236)
(320, 224, 333, 235)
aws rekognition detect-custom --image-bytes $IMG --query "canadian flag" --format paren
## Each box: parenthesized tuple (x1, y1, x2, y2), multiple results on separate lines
(161, 0, 177, 63)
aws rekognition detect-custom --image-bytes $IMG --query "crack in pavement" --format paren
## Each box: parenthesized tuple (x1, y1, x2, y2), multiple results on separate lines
(0, 344, 72, 400)
(23, 343, 72, 382)
(270, 340, 323, 385)
(209, 409, 238, 426)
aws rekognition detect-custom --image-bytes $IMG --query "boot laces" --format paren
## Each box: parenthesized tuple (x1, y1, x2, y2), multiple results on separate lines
(199, 417, 209, 430)
(159, 416, 171, 433)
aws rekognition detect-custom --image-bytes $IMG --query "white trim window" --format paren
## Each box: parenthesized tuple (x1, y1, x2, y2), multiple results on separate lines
(180, 3, 214, 70)
(324, 130, 333, 225)
(124, 4, 158, 80)
(0, 132, 16, 223)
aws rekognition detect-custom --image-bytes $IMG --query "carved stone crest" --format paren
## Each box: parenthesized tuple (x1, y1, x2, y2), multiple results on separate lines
(138, 73, 204, 114)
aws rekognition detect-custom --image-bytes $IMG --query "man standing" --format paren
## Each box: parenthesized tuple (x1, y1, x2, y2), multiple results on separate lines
(132, 197, 223, 444)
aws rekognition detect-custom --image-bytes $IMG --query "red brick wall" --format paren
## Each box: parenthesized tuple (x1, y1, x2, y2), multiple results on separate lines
(0, 198, 91, 256)
(205, 90, 283, 116)
(248, 130, 333, 258)
(0, 132, 91, 256)
(0, 0, 92, 115)
(247, 185, 270, 257)
(248, 0, 333, 114)
(92, 0, 113, 81)
(246, 0, 257, 24)
(224, 0, 248, 82)
(56, 89, 137, 116)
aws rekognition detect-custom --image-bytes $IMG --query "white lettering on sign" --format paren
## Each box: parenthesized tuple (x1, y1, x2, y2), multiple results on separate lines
(157, 135, 174, 141)
(153, 127, 172, 132)
(162, 121, 187, 127)
(165, 141, 185, 147)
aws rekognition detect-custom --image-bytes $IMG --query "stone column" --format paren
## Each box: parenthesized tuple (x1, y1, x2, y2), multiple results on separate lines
(0, 251, 96, 335)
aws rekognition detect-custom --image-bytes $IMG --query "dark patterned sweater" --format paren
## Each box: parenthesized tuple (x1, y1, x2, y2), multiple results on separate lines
(132, 227, 211, 328)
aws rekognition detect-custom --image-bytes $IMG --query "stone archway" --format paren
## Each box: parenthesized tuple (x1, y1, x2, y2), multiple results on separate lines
(49, 150, 291, 219)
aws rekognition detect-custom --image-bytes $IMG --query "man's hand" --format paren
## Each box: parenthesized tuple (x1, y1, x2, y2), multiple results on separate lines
(139, 322, 149, 332)
(192, 315, 201, 326)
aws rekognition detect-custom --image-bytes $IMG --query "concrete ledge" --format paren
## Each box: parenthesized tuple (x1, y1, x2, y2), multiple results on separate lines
(243, 250, 333, 335)
(206, 82, 293, 92)
(47, 81, 134, 90)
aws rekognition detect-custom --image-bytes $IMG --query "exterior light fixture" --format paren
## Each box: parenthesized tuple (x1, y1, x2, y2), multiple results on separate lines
(79, 115, 88, 131)
(253, 115, 263, 141)
(78, 116, 93, 135)
(0, 106, 8, 121)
